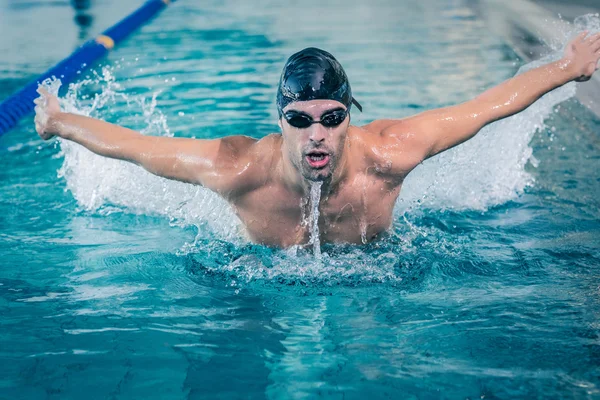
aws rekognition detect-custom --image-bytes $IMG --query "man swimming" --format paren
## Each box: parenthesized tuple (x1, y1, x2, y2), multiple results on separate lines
(35, 32, 600, 247)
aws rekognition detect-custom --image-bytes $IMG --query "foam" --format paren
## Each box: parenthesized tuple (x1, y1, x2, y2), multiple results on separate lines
(397, 63, 575, 212)
(42, 69, 241, 243)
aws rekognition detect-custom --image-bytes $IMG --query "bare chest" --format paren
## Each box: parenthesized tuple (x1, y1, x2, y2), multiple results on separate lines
(232, 175, 400, 247)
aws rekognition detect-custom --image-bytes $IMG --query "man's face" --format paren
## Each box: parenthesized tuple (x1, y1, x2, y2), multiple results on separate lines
(280, 100, 350, 182)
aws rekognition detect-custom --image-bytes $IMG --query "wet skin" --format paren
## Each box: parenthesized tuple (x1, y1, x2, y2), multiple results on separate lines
(35, 32, 600, 247)
(225, 102, 409, 246)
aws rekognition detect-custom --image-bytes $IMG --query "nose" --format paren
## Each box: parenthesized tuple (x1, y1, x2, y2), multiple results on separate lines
(308, 123, 327, 144)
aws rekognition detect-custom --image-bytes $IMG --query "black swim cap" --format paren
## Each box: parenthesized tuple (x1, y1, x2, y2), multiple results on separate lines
(276, 47, 362, 117)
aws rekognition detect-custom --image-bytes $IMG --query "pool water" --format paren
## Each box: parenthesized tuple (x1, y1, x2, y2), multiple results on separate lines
(1, 0, 600, 398)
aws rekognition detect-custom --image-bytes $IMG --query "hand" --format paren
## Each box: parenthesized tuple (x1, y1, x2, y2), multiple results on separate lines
(562, 31, 600, 82)
(34, 87, 62, 140)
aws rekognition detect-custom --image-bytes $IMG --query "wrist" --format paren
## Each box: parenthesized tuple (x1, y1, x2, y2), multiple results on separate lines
(48, 112, 68, 139)
(556, 57, 580, 82)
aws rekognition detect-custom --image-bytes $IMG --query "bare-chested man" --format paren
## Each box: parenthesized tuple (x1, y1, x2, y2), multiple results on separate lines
(35, 33, 600, 247)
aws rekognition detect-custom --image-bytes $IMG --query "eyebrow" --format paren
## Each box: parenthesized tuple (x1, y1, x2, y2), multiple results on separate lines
(285, 107, 346, 117)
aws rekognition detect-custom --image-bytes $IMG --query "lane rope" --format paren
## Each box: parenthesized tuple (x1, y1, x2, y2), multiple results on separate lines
(0, 0, 175, 138)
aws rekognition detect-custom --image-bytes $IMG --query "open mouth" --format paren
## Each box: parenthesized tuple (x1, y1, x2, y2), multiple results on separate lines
(305, 151, 330, 169)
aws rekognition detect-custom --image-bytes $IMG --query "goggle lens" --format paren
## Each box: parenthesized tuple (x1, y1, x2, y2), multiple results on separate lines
(320, 110, 347, 127)
(286, 114, 313, 128)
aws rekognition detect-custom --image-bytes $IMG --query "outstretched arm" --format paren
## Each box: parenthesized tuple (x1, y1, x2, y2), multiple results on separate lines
(34, 89, 255, 194)
(374, 31, 600, 173)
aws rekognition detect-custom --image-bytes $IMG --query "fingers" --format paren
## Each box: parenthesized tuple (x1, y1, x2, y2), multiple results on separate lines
(577, 30, 589, 42)
(33, 105, 46, 117)
(36, 86, 50, 96)
(588, 32, 600, 43)
(34, 104, 45, 117)
(33, 101, 48, 134)
(34, 88, 49, 110)
(593, 37, 600, 53)
(586, 32, 600, 47)
(574, 30, 600, 53)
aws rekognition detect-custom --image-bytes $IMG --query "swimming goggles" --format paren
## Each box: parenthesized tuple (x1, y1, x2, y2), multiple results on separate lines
(283, 109, 348, 129)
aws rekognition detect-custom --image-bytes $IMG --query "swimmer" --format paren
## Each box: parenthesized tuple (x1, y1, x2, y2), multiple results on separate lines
(35, 33, 600, 247)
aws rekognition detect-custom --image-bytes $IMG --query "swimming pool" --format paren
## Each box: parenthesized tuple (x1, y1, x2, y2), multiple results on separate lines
(1, 0, 599, 398)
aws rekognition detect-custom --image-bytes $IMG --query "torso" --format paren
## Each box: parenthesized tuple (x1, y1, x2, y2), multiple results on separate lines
(226, 125, 408, 247)
(233, 170, 401, 247)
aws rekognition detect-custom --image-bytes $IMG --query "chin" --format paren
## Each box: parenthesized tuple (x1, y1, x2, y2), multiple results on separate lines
(303, 168, 332, 182)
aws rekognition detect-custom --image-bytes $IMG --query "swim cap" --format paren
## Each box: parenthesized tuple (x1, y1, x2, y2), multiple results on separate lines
(276, 47, 362, 116)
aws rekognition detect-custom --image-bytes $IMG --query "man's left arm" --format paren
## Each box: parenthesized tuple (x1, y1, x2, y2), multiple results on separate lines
(385, 31, 600, 163)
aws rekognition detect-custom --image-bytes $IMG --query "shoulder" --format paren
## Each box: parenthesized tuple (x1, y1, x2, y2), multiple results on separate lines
(220, 133, 280, 155)
(359, 118, 422, 141)
(251, 133, 282, 153)
(216, 133, 281, 199)
(212, 134, 278, 167)
(349, 119, 428, 178)
(217, 135, 258, 157)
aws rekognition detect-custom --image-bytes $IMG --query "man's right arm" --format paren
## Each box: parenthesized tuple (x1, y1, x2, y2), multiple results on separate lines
(35, 90, 255, 194)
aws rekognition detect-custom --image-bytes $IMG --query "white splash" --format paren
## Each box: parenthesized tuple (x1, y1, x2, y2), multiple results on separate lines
(208, 247, 405, 287)
(309, 182, 323, 258)
(397, 74, 575, 213)
(395, 15, 600, 213)
(41, 69, 241, 243)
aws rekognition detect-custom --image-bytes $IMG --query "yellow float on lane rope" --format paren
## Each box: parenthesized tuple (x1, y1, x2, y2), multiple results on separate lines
(95, 35, 115, 50)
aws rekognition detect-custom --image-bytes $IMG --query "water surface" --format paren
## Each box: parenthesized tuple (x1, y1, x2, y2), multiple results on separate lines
(1, 1, 599, 398)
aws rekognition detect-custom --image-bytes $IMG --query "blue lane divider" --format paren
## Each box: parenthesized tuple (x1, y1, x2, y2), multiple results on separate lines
(0, 0, 175, 138)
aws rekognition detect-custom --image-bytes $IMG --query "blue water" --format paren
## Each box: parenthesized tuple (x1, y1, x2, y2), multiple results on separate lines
(1, 0, 600, 398)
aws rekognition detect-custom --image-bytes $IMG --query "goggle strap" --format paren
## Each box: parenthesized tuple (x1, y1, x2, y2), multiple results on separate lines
(352, 97, 363, 113)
